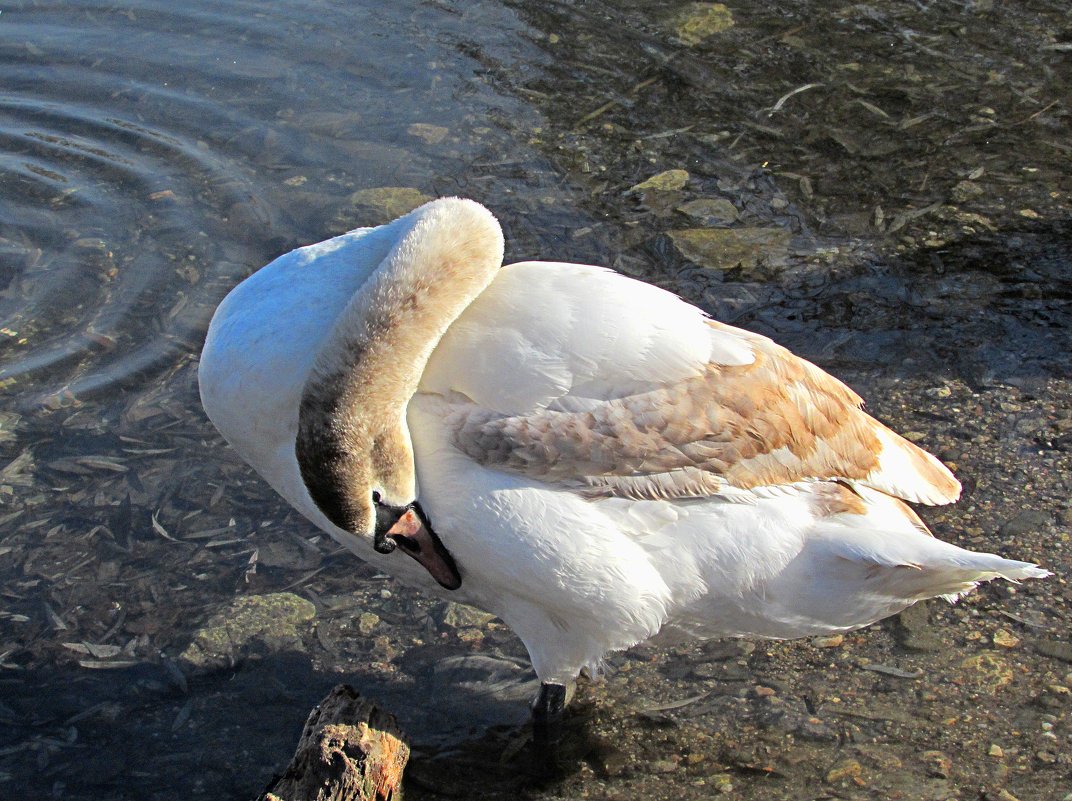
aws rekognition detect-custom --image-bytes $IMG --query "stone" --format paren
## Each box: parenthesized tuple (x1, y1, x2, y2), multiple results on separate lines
(998, 510, 1050, 537)
(676, 198, 739, 224)
(921, 750, 951, 778)
(439, 601, 497, 629)
(894, 600, 942, 652)
(711, 774, 733, 793)
(668, 227, 791, 272)
(669, 3, 735, 45)
(951, 180, 984, 203)
(958, 653, 1014, 694)
(179, 593, 316, 672)
(629, 169, 690, 192)
(992, 629, 1020, 648)
(813, 634, 844, 648)
(407, 123, 449, 144)
(331, 187, 432, 231)
(357, 612, 380, 636)
(1036, 640, 1072, 664)
(825, 759, 862, 783)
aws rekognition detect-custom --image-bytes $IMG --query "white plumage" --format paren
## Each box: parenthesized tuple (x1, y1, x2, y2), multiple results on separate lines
(199, 197, 1048, 687)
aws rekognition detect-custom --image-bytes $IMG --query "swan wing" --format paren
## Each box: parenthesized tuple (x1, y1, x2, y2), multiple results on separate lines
(421, 262, 960, 506)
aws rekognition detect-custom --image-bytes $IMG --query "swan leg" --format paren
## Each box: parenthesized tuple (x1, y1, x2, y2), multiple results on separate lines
(530, 681, 567, 770)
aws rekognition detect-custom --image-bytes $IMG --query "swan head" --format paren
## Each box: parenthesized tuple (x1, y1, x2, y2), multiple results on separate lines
(292, 197, 503, 589)
(295, 384, 461, 590)
(295, 365, 416, 540)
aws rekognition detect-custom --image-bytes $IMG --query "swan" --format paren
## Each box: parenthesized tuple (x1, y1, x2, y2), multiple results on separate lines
(198, 197, 1048, 756)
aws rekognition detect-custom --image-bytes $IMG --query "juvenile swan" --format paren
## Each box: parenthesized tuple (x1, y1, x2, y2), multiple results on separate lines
(199, 197, 1048, 749)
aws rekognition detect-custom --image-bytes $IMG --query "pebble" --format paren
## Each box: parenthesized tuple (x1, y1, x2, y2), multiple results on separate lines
(999, 510, 1050, 537)
(456, 628, 484, 643)
(989, 744, 1004, 758)
(921, 750, 952, 778)
(407, 123, 449, 144)
(629, 169, 690, 192)
(440, 601, 496, 629)
(676, 197, 739, 224)
(334, 187, 432, 229)
(668, 227, 791, 272)
(668, 3, 735, 45)
(713, 774, 733, 793)
(824, 759, 862, 783)
(951, 179, 983, 203)
(813, 634, 844, 648)
(993, 629, 1020, 648)
(178, 593, 316, 672)
(357, 612, 380, 636)
(1037, 640, 1072, 664)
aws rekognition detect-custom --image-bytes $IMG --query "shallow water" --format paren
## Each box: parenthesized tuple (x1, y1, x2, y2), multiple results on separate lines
(1, 1, 1070, 799)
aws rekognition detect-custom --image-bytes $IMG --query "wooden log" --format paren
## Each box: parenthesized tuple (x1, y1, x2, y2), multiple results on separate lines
(257, 684, 409, 801)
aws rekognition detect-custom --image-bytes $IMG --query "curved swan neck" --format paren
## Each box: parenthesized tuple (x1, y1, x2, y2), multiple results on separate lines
(296, 198, 505, 534)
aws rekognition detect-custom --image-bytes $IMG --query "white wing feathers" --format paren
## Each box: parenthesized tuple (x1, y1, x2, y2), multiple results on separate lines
(419, 262, 960, 507)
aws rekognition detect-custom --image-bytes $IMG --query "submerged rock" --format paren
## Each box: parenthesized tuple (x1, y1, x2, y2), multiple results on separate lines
(629, 169, 690, 193)
(669, 227, 791, 272)
(668, 3, 735, 45)
(676, 197, 739, 225)
(331, 187, 433, 232)
(407, 123, 449, 144)
(439, 601, 497, 629)
(178, 592, 316, 672)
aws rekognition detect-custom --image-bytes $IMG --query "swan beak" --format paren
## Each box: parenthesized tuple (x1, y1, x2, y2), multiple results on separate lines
(385, 507, 462, 591)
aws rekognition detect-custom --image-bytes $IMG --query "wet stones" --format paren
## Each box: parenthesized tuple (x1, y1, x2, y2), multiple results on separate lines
(329, 187, 432, 232)
(812, 634, 844, 649)
(676, 198, 739, 225)
(1036, 640, 1072, 664)
(667, 3, 735, 45)
(628, 169, 690, 193)
(178, 592, 316, 673)
(438, 600, 497, 630)
(957, 653, 1015, 694)
(825, 758, 863, 784)
(894, 601, 943, 652)
(998, 510, 1051, 538)
(407, 123, 449, 145)
(669, 226, 792, 273)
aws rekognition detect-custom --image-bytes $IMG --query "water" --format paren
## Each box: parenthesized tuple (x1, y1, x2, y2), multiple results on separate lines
(1, 1, 1070, 799)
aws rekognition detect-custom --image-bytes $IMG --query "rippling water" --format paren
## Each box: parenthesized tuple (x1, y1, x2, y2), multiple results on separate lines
(0, 0, 564, 410)
(0, 1, 569, 795)
(1, 1, 1069, 799)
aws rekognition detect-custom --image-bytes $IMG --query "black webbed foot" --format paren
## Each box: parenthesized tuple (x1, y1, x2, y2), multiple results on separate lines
(531, 681, 567, 775)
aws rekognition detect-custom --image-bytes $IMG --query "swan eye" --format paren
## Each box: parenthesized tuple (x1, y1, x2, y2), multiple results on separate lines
(371, 490, 382, 505)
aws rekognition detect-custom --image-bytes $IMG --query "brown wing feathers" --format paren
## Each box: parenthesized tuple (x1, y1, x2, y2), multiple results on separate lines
(448, 322, 959, 506)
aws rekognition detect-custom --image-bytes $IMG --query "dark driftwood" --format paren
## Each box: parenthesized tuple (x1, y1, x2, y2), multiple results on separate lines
(257, 684, 409, 801)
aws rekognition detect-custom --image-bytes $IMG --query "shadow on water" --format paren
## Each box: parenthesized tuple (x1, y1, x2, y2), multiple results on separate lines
(0, 652, 564, 800)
